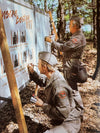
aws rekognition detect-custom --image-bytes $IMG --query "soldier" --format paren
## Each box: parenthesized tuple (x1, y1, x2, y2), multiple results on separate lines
(47, 16, 88, 119)
(27, 51, 83, 133)
(51, 16, 87, 90)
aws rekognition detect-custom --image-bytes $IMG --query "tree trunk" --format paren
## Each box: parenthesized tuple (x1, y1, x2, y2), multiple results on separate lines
(44, 0, 47, 12)
(92, 0, 100, 81)
(57, 0, 65, 40)
(71, 0, 77, 15)
(92, 0, 97, 48)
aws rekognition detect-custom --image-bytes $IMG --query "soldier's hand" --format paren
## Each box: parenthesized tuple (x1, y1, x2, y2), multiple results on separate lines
(27, 63, 34, 74)
(45, 34, 55, 43)
(45, 36, 52, 43)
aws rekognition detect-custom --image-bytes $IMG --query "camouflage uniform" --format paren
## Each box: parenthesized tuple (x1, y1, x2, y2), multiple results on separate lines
(29, 70, 83, 133)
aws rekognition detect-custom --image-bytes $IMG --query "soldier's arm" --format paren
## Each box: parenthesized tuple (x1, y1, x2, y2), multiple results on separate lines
(52, 36, 82, 52)
(62, 36, 82, 51)
(42, 87, 71, 120)
(51, 41, 64, 50)
(29, 71, 47, 87)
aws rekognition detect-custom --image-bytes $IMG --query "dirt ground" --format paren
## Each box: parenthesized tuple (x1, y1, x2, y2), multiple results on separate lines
(0, 42, 100, 133)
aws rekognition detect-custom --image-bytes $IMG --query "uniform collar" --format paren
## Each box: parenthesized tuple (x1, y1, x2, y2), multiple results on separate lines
(46, 70, 63, 88)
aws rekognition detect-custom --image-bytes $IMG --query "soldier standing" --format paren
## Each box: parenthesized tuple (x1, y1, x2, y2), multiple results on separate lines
(51, 16, 87, 90)
(27, 51, 83, 133)
(47, 16, 88, 117)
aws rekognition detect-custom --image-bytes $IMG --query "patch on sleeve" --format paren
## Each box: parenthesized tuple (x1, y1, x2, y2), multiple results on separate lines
(58, 91, 67, 99)
(72, 38, 78, 44)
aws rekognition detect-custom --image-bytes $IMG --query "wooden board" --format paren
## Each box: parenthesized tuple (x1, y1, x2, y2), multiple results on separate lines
(0, 9, 28, 133)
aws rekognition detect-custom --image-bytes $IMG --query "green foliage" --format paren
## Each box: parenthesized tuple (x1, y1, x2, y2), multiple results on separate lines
(25, 0, 95, 39)
(64, 15, 69, 21)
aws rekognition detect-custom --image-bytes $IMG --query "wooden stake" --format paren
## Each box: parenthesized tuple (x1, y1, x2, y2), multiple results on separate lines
(46, 11, 63, 56)
(47, 11, 58, 41)
(45, 11, 58, 43)
(0, 9, 28, 133)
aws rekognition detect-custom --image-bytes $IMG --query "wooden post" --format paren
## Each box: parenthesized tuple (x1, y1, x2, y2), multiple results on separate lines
(45, 11, 63, 56)
(0, 9, 28, 133)
(48, 11, 58, 41)
(45, 11, 58, 43)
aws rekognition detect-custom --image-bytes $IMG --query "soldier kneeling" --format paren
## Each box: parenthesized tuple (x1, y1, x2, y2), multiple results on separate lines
(27, 51, 83, 133)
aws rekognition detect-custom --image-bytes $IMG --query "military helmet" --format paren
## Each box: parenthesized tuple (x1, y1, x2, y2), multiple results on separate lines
(38, 51, 58, 66)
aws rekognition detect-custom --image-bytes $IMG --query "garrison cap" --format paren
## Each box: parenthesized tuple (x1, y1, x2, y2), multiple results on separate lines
(70, 16, 84, 28)
(38, 51, 58, 66)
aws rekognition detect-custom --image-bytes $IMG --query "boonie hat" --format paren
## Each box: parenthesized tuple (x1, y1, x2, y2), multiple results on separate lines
(38, 51, 58, 66)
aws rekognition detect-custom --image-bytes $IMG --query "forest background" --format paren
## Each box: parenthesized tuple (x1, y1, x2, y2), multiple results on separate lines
(25, 0, 100, 81)
(0, 0, 100, 133)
